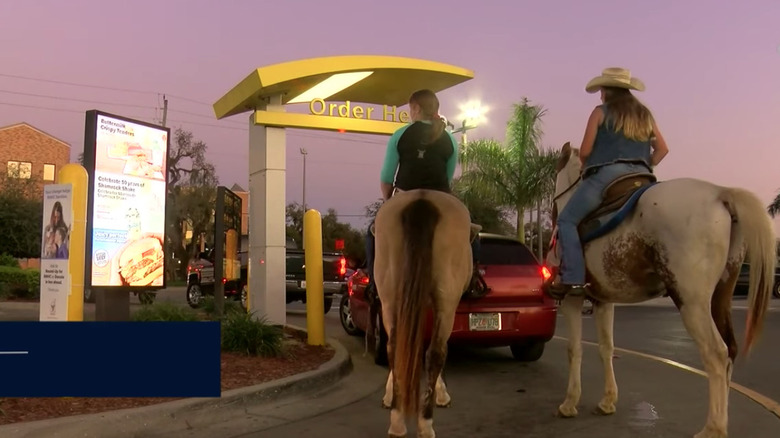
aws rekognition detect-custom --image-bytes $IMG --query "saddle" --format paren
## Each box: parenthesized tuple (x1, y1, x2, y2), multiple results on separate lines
(578, 172, 658, 243)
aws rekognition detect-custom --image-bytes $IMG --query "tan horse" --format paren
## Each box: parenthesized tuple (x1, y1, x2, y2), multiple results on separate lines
(547, 142, 776, 438)
(373, 189, 474, 438)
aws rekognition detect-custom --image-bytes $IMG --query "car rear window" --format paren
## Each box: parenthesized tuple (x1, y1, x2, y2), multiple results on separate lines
(479, 238, 538, 266)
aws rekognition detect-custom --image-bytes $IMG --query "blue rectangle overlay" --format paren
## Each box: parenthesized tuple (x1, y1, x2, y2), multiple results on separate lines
(0, 322, 221, 397)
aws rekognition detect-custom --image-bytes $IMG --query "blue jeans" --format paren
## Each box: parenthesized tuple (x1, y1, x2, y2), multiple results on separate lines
(557, 162, 650, 285)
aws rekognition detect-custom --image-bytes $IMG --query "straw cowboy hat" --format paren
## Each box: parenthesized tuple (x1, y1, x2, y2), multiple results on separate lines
(585, 67, 646, 93)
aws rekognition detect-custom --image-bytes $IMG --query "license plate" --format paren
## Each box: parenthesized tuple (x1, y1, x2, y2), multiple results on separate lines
(468, 313, 501, 331)
(300, 280, 306, 288)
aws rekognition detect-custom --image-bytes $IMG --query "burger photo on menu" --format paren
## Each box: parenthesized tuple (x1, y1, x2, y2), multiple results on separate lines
(114, 235, 165, 287)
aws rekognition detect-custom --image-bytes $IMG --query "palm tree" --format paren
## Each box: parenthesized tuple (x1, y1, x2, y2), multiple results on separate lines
(458, 98, 557, 243)
(768, 192, 780, 217)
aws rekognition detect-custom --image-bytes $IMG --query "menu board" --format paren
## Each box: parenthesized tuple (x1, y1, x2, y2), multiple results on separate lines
(86, 112, 169, 288)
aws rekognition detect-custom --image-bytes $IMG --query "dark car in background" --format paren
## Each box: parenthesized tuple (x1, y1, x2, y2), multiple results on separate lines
(339, 232, 558, 365)
(735, 262, 780, 298)
(286, 249, 347, 313)
(185, 249, 246, 308)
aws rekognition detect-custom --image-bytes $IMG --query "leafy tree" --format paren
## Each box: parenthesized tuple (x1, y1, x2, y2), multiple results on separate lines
(452, 178, 515, 235)
(364, 198, 383, 221)
(285, 203, 366, 264)
(0, 171, 44, 258)
(768, 192, 780, 217)
(165, 128, 219, 278)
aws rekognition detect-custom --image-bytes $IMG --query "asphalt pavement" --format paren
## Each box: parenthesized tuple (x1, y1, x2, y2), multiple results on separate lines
(271, 297, 780, 438)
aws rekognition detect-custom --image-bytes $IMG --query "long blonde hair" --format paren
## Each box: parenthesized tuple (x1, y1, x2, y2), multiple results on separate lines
(602, 87, 655, 141)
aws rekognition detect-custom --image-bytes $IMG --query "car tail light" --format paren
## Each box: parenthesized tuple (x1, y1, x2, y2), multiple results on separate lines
(222, 278, 227, 284)
(360, 275, 369, 285)
(541, 266, 552, 281)
(339, 256, 347, 277)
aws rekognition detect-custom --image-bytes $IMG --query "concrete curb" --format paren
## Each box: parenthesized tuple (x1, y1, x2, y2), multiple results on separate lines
(0, 326, 352, 438)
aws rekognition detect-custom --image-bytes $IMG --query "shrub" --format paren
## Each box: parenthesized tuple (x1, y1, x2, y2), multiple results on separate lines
(131, 302, 201, 322)
(0, 253, 19, 268)
(200, 296, 245, 320)
(221, 312, 284, 357)
(0, 266, 39, 300)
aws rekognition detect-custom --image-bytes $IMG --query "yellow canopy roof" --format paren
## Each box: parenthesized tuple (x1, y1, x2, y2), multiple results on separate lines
(213, 55, 474, 120)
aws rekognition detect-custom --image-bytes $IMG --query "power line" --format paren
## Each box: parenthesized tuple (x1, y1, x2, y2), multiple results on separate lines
(0, 88, 155, 110)
(0, 72, 157, 96)
(0, 82, 390, 146)
(0, 72, 213, 107)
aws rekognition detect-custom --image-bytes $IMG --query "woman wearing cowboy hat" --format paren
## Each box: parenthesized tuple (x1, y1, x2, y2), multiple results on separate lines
(547, 67, 670, 300)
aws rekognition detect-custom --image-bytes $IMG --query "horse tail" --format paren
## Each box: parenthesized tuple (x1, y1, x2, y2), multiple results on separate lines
(720, 187, 776, 354)
(394, 196, 440, 417)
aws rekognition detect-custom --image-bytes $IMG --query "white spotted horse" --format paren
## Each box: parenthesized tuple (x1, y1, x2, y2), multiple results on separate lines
(545, 142, 775, 438)
(372, 188, 475, 438)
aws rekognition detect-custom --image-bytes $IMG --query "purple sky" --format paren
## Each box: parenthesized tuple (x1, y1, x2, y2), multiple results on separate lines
(2, 0, 779, 232)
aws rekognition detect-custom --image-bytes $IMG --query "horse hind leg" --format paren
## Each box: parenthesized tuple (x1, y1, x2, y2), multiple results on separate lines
(434, 372, 451, 407)
(383, 370, 394, 409)
(558, 294, 586, 418)
(418, 304, 456, 438)
(385, 369, 450, 410)
(592, 301, 618, 415)
(675, 284, 731, 438)
(384, 321, 407, 437)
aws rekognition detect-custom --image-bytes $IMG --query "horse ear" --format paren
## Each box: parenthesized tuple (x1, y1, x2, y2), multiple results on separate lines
(556, 142, 571, 172)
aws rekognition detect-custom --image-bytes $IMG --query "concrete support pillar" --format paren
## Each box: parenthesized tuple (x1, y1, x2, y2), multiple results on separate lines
(247, 95, 287, 325)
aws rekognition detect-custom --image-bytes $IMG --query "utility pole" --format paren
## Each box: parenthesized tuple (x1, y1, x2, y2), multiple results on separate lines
(161, 94, 168, 127)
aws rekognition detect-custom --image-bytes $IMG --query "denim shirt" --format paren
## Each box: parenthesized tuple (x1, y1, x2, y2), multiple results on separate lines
(582, 104, 652, 173)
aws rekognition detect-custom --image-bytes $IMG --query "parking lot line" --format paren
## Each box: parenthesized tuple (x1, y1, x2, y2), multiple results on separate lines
(552, 336, 780, 420)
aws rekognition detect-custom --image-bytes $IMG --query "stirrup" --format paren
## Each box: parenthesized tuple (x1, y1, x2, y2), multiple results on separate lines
(544, 282, 589, 301)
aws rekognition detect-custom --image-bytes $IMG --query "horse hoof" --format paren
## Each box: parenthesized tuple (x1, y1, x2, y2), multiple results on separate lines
(436, 401, 452, 408)
(557, 405, 578, 418)
(381, 401, 391, 409)
(593, 404, 616, 416)
(388, 434, 407, 438)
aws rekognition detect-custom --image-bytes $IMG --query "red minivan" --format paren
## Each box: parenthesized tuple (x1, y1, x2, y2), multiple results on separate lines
(339, 233, 558, 364)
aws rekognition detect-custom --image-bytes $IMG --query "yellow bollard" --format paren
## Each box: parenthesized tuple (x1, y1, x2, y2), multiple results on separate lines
(57, 164, 88, 322)
(303, 209, 325, 346)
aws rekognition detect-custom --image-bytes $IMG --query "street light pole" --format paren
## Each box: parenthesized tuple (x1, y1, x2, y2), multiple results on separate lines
(300, 148, 308, 212)
(300, 148, 307, 250)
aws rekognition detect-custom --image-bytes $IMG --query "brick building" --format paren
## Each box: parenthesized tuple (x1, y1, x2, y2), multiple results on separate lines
(0, 122, 71, 195)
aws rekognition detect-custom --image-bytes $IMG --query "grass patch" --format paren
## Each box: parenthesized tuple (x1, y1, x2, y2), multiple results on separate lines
(199, 296, 245, 320)
(131, 302, 201, 322)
